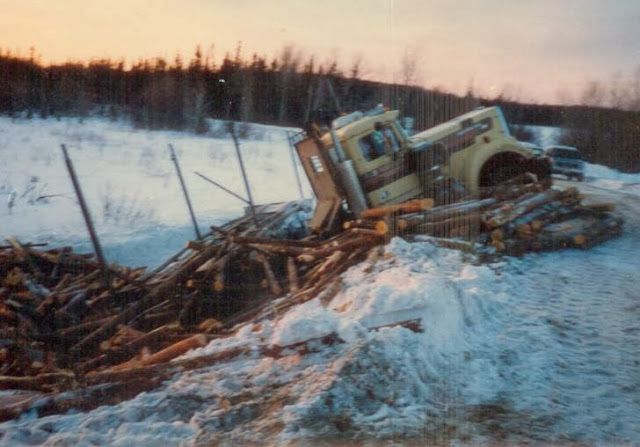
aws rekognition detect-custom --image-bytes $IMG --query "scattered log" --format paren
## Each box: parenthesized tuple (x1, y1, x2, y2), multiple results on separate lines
(255, 253, 283, 296)
(359, 198, 434, 219)
(79, 324, 181, 373)
(127, 333, 208, 368)
(0, 372, 75, 392)
(287, 257, 299, 293)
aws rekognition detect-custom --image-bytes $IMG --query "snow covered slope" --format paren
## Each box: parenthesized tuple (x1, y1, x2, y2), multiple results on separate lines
(0, 116, 310, 268)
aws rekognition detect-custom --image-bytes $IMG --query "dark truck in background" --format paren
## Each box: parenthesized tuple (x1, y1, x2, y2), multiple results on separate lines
(545, 145, 585, 181)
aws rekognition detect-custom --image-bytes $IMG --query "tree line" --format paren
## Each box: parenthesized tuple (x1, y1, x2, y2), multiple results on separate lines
(0, 46, 477, 132)
(1, 46, 638, 172)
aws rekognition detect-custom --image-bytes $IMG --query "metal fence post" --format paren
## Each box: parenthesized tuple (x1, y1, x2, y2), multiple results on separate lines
(60, 144, 110, 287)
(229, 123, 259, 227)
(169, 144, 202, 240)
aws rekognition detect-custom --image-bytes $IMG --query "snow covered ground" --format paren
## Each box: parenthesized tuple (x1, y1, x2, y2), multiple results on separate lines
(585, 163, 640, 196)
(1, 117, 639, 445)
(0, 116, 311, 268)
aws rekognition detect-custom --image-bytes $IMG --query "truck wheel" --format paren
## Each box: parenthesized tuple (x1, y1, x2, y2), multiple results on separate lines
(492, 164, 521, 185)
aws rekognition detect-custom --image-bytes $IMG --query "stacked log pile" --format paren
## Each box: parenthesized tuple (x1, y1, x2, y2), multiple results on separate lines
(343, 182, 623, 257)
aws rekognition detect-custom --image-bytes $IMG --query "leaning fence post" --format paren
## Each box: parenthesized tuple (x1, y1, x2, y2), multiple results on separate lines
(60, 144, 110, 288)
(169, 144, 202, 240)
(286, 131, 305, 199)
(229, 122, 259, 228)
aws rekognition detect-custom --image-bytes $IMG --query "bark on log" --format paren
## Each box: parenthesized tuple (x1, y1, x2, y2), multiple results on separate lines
(79, 324, 181, 373)
(134, 333, 208, 367)
(359, 198, 434, 219)
(255, 253, 283, 296)
(0, 372, 75, 392)
(71, 243, 220, 356)
(484, 188, 574, 228)
(403, 198, 498, 228)
(287, 257, 299, 293)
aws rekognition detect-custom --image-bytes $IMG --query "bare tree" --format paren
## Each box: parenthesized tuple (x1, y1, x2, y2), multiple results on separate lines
(398, 45, 422, 87)
(277, 45, 301, 123)
(580, 81, 607, 107)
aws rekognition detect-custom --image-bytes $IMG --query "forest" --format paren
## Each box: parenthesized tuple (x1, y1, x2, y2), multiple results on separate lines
(1, 46, 639, 172)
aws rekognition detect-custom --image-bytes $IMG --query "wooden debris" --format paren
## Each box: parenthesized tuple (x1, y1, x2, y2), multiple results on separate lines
(287, 257, 299, 293)
(0, 185, 624, 422)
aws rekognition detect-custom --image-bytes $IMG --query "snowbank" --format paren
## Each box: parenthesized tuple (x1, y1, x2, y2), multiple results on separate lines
(3, 227, 638, 445)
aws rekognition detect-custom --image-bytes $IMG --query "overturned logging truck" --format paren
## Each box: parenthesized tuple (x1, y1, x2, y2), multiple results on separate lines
(0, 107, 624, 421)
(295, 105, 552, 233)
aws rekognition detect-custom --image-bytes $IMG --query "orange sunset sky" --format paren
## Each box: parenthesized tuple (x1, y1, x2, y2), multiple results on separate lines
(1, 0, 639, 104)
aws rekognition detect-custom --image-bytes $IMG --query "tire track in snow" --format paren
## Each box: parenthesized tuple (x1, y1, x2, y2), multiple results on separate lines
(487, 182, 640, 442)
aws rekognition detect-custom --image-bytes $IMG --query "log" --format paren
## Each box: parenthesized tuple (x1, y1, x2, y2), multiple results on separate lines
(359, 198, 434, 219)
(255, 253, 282, 296)
(52, 273, 73, 293)
(579, 203, 616, 214)
(100, 325, 145, 351)
(534, 213, 622, 251)
(5, 237, 43, 278)
(56, 316, 116, 339)
(302, 250, 345, 289)
(195, 252, 230, 276)
(484, 188, 571, 228)
(502, 199, 578, 235)
(484, 176, 546, 201)
(0, 242, 48, 250)
(0, 372, 75, 392)
(230, 234, 321, 248)
(343, 219, 389, 235)
(287, 257, 299, 293)
(86, 345, 250, 386)
(71, 242, 220, 356)
(345, 228, 388, 238)
(410, 213, 482, 239)
(244, 242, 306, 257)
(362, 246, 383, 273)
(295, 236, 378, 263)
(402, 198, 498, 228)
(79, 324, 181, 373)
(133, 333, 208, 367)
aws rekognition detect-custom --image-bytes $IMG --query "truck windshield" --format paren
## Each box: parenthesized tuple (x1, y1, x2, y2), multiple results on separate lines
(358, 125, 399, 161)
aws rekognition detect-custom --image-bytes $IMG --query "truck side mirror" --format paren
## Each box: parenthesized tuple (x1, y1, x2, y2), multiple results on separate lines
(402, 117, 415, 135)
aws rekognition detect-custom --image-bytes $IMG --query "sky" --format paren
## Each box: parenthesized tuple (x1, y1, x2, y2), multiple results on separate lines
(1, 0, 639, 104)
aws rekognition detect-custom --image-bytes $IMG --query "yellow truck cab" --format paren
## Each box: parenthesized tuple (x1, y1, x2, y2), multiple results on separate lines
(409, 106, 549, 196)
(296, 105, 550, 232)
(319, 108, 422, 208)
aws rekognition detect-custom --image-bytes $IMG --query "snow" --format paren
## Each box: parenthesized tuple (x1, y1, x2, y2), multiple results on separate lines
(0, 115, 311, 268)
(585, 162, 640, 195)
(1, 116, 639, 445)
(522, 124, 564, 148)
(520, 124, 640, 195)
